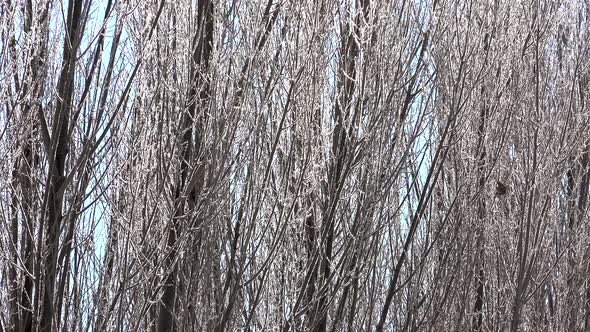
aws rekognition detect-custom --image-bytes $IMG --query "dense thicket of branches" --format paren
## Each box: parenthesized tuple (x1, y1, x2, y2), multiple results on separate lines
(1, 0, 590, 331)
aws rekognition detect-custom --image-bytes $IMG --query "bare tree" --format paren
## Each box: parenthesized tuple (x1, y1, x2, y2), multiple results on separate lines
(2, 0, 590, 331)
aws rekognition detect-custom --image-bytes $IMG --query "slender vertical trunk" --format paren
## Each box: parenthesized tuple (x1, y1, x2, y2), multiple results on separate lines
(9, 164, 20, 332)
(6, 1, 46, 330)
(472, 27, 495, 331)
(157, 1, 213, 331)
(472, 99, 487, 331)
(304, 196, 318, 326)
(577, 141, 590, 330)
(39, 0, 83, 330)
(314, 5, 362, 330)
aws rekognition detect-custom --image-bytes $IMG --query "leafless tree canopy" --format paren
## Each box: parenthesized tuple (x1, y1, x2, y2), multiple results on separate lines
(1, 0, 590, 331)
